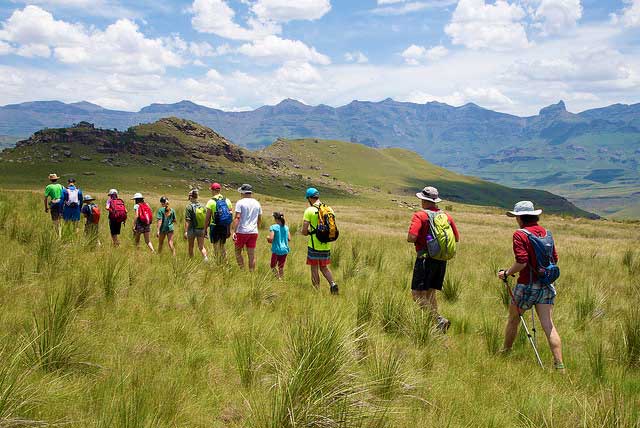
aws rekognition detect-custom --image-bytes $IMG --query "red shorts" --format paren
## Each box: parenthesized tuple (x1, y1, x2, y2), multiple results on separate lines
(235, 233, 258, 249)
(270, 253, 287, 269)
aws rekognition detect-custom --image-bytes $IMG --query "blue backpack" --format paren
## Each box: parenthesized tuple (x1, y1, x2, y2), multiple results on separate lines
(520, 229, 560, 286)
(214, 198, 232, 226)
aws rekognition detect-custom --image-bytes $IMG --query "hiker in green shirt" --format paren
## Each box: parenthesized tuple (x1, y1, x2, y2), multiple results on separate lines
(184, 189, 208, 261)
(156, 196, 176, 256)
(204, 182, 233, 261)
(44, 173, 63, 236)
(301, 187, 338, 295)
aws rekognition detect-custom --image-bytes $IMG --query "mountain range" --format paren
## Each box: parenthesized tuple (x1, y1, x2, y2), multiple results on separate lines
(1, 98, 638, 218)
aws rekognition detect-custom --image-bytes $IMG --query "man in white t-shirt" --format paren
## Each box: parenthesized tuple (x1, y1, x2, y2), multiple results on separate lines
(232, 184, 262, 271)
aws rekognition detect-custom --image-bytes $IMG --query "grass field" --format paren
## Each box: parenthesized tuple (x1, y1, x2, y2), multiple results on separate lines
(0, 189, 639, 427)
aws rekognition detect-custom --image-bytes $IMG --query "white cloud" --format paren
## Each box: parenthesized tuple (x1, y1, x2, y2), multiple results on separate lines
(404, 87, 513, 108)
(237, 35, 331, 65)
(445, 0, 529, 50)
(401, 44, 448, 64)
(344, 51, 368, 63)
(0, 6, 184, 73)
(377, 0, 405, 4)
(252, 0, 331, 23)
(190, 0, 278, 41)
(530, 0, 582, 35)
(275, 61, 322, 84)
(0, 41, 13, 55)
(11, 0, 139, 19)
(611, 0, 640, 27)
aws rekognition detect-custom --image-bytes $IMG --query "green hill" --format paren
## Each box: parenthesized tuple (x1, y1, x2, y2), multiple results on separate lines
(0, 119, 595, 217)
(261, 138, 596, 217)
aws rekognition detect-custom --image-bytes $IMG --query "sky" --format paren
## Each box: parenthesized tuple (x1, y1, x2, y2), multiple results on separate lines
(0, 0, 638, 116)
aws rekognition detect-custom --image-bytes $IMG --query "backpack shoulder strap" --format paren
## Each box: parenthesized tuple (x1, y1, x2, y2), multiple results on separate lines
(519, 228, 532, 236)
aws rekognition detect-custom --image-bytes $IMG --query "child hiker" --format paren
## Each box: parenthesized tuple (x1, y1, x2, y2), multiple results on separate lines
(156, 196, 176, 256)
(81, 194, 101, 246)
(267, 211, 291, 279)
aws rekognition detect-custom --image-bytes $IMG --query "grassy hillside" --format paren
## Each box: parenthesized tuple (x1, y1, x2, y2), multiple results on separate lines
(262, 138, 596, 217)
(0, 121, 595, 217)
(0, 190, 638, 427)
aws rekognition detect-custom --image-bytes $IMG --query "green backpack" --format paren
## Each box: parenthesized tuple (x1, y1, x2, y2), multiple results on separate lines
(425, 210, 456, 261)
(190, 203, 207, 229)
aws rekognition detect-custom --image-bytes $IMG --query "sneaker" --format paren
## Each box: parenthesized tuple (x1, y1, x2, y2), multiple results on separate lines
(330, 282, 339, 295)
(436, 316, 451, 333)
(554, 361, 566, 373)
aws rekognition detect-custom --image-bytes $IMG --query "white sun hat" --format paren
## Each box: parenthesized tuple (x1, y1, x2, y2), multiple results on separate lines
(416, 186, 442, 203)
(506, 201, 542, 217)
(108, 188, 118, 195)
(131, 192, 144, 200)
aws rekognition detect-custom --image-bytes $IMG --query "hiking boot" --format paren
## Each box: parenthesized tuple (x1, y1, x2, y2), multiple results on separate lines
(554, 361, 566, 373)
(436, 316, 450, 333)
(330, 282, 339, 295)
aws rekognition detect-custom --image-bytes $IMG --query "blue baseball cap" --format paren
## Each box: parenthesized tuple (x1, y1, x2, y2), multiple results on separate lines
(305, 187, 319, 199)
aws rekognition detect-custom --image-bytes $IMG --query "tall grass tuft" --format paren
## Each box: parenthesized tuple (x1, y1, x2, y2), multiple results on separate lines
(380, 293, 406, 334)
(356, 288, 375, 326)
(248, 273, 277, 306)
(405, 307, 436, 347)
(482, 318, 502, 355)
(35, 229, 58, 273)
(0, 344, 43, 426)
(367, 346, 405, 401)
(100, 254, 124, 300)
(231, 329, 258, 388)
(442, 275, 462, 303)
(622, 249, 638, 275)
(248, 315, 383, 428)
(621, 308, 640, 367)
(575, 286, 605, 328)
(95, 375, 164, 428)
(27, 287, 78, 372)
(497, 281, 511, 307)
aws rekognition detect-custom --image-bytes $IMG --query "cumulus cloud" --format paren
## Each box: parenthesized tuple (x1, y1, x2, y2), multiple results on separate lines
(252, 0, 331, 23)
(190, 0, 278, 41)
(445, 0, 529, 50)
(344, 51, 368, 63)
(275, 61, 323, 84)
(611, 0, 640, 27)
(0, 6, 184, 73)
(237, 35, 331, 65)
(401, 44, 448, 65)
(529, 0, 583, 35)
(404, 87, 513, 108)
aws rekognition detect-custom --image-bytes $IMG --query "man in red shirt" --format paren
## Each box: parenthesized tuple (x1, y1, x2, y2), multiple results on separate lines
(497, 201, 564, 371)
(407, 186, 459, 332)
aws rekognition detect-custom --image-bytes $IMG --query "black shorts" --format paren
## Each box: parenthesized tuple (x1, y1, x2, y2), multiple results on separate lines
(209, 224, 230, 244)
(109, 219, 122, 236)
(411, 257, 447, 291)
(49, 203, 62, 221)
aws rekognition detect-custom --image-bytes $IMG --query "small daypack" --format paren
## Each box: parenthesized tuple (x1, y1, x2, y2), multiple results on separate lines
(424, 210, 456, 261)
(314, 203, 339, 243)
(137, 203, 153, 225)
(520, 229, 560, 286)
(66, 188, 79, 206)
(89, 205, 101, 224)
(108, 198, 127, 223)
(214, 197, 232, 226)
(191, 203, 207, 229)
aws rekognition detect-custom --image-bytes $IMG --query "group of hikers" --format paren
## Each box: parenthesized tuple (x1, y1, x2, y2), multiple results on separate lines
(43, 173, 564, 371)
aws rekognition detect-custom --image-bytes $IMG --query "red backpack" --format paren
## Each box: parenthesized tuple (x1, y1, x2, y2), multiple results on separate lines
(137, 202, 153, 225)
(90, 205, 101, 224)
(108, 198, 127, 223)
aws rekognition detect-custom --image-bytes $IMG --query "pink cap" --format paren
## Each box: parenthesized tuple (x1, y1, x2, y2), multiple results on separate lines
(210, 182, 221, 190)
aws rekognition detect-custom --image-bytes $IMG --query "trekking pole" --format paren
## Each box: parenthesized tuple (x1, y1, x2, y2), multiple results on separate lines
(501, 274, 545, 369)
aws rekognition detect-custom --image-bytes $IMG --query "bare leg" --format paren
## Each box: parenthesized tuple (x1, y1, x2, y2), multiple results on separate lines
(197, 236, 208, 260)
(188, 236, 195, 258)
(144, 232, 155, 252)
(235, 246, 244, 269)
(111, 234, 120, 247)
(134, 232, 141, 247)
(167, 232, 176, 256)
(319, 265, 334, 285)
(158, 233, 165, 253)
(503, 303, 521, 351)
(310, 265, 320, 288)
(535, 304, 563, 365)
(247, 248, 256, 271)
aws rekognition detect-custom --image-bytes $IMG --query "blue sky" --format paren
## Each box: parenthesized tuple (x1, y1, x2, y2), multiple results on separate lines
(0, 0, 638, 115)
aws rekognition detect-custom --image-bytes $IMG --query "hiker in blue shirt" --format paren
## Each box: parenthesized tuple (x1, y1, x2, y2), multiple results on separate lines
(267, 211, 291, 279)
(62, 178, 83, 227)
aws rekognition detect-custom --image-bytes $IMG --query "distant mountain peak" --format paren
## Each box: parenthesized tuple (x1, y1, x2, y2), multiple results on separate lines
(539, 100, 567, 115)
(276, 98, 308, 107)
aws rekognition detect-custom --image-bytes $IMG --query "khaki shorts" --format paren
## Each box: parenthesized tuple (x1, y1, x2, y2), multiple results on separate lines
(187, 228, 205, 239)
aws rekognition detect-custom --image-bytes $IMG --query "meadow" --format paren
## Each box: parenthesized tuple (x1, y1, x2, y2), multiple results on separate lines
(0, 188, 639, 427)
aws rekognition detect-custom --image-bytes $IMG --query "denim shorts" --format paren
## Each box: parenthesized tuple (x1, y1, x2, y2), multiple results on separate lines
(513, 282, 556, 310)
